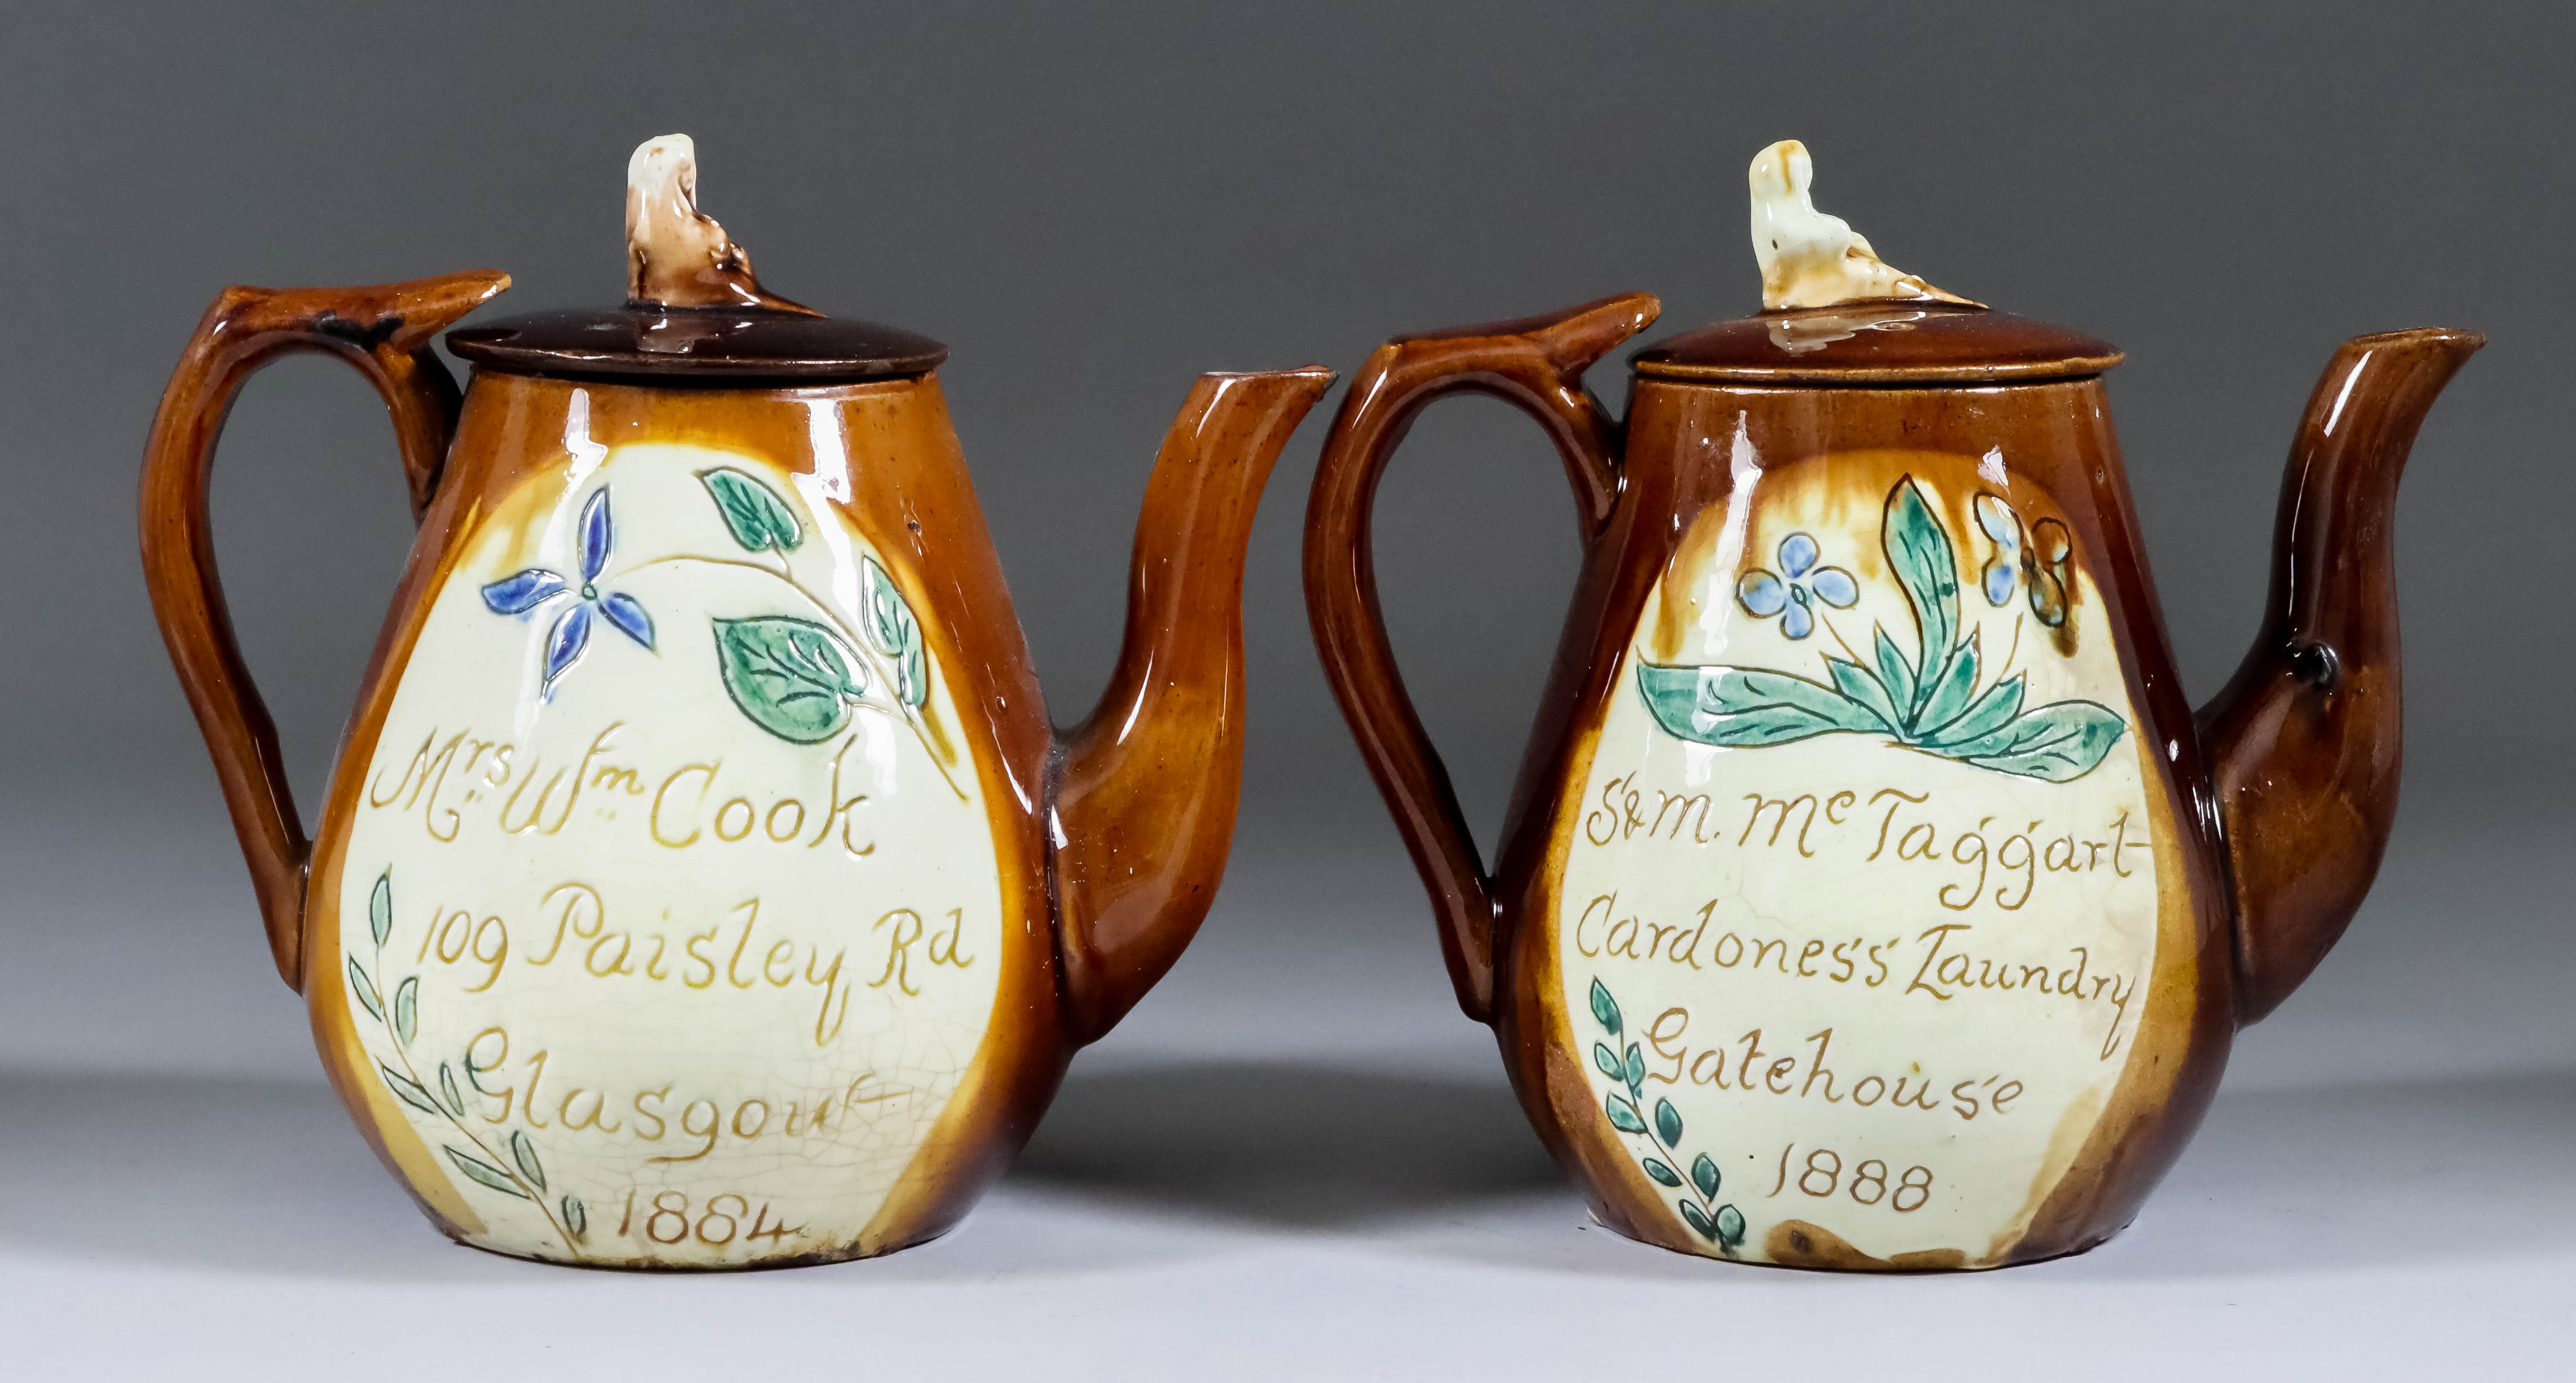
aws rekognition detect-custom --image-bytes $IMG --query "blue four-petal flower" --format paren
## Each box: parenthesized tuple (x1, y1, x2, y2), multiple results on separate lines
(481, 488, 655, 697)
(1735, 532, 1858, 640)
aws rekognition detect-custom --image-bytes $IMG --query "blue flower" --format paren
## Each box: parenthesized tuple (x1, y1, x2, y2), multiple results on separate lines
(481, 488, 655, 697)
(1736, 532, 1857, 640)
(1973, 495, 2071, 628)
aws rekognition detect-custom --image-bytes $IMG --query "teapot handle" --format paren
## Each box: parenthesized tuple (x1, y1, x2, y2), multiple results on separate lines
(139, 272, 509, 991)
(1302, 293, 1658, 1024)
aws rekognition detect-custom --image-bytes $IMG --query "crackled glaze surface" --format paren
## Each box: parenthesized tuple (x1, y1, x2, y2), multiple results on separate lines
(328, 429, 1001, 1267)
(1550, 450, 2160, 1266)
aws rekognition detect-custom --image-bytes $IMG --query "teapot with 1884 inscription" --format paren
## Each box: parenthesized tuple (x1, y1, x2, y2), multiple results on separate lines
(141, 135, 1331, 1268)
(1303, 139, 2479, 1270)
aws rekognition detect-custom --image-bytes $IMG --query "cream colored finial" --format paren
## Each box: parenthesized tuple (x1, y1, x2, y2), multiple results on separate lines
(624, 133, 812, 312)
(1748, 139, 1977, 312)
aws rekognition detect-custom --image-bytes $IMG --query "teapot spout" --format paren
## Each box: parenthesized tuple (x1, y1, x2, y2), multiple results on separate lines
(1050, 365, 1335, 1044)
(2198, 327, 2481, 1023)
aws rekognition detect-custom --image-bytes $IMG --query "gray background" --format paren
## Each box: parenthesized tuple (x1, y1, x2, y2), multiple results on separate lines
(2, 3, 2568, 1376)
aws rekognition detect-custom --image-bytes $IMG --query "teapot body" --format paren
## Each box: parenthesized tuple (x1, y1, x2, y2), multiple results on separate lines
(1308, 147, 2474, 1271)
(308, 368, 1066, 1267)
(1484, 375, 2235, 1267)
(142, 141, 1328, 1269)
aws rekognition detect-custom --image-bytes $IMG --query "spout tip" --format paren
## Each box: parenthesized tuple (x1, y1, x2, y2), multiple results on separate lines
(1192, 364, 1339, 407)
(1198, 363, 1338, 385)
(2345, 325, 2486, 358)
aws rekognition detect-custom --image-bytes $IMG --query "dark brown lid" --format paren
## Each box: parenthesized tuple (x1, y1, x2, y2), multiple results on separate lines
(448, 306, 946, 382)
(1631, 302, 2122, 386)
(1632, 141, 2124, 387)
(447, 134, 946, 384)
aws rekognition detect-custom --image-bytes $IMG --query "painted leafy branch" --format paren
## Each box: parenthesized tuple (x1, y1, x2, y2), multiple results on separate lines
(1637, 476, 2125, 783)
(690, 470, 944, 765)
(1589, 978, 1746, 1251)
(348, 868, 586, 1256)
(479, 466, 961, 795)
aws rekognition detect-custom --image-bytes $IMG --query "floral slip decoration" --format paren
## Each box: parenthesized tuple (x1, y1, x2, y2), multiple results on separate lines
(480, 489, 656, 698)
(477, 463, 957, 793)
(1635, 476, 2125, 783)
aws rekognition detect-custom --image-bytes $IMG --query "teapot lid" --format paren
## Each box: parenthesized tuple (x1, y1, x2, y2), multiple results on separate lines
(448, 135, 946, 383)
(1629, 141, 2121, 387)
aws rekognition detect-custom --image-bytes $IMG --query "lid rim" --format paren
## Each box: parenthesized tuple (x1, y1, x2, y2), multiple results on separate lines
(1631, 353, 2124, 386)
(446, 307, 948, 383)
(1631, 304, 2120, 387)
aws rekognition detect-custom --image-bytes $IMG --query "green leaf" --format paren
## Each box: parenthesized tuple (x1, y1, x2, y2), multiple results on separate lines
(368, 870, 393, 947)
(1592, 1042, 1625, 1082)
(1872, 627, 1918, 714)
(860, 557, 927, 707)
(1883, 477, 1959, 671)
(1825, 656, 1902, 732)
(1623, 1044, 1645, 1099)
(1911, 629, 1982, 737)
(1605, 1093, 1647, 1135)
(438, 1062, 467, 1117)
(698, 467, 803, 553)
(393, 976, 418, 1046)
(509, 1130, 547, 1192)
(1654, 1097, 1683, 1146)
(1588, 978, 1621, 1036)
(1938, 699, 2127, 782)
(348, 958, 384, 1022)
(379, 1062, 440, 1117)
(444, 1146, 530, 1199)
(1917, 673, 2026, 749)
(1715, 1203, 1747, 1248)
(562, 1195, 587, 1239)
(713, 616, 866, 744)
(1636, 663, 1883, 749)
(1691, 1153, 1721, 1199)
(1642, 1157, 1684, 1187)
(1678, 1200, 1718, 1241)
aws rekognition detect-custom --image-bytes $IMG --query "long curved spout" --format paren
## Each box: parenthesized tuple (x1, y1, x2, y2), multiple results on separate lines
(2198, 327, 2481, 1024)
(1049, 366, 1335, 1045)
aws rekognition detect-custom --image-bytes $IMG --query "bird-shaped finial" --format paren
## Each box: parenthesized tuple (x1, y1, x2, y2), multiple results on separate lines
(1747, 140, 1979, 312)
(624, 134, 816, 313)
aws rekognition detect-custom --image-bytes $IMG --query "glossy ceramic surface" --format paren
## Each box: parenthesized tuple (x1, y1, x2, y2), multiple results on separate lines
(139, 139, 1331, 1268)
(1304, 143, 2479, 1271)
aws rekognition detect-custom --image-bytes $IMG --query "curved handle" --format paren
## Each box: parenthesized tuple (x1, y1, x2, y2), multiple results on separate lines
(139, 271, 510, 990)
(1302, 292, 1659, 1024)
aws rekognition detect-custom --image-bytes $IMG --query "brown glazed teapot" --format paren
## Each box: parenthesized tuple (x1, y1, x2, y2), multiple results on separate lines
(140, 136, 1330, 1268)
(1305, 140, 2479, 1270)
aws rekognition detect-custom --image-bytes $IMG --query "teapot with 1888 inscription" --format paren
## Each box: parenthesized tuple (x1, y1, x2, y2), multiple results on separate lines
(1303, 139, 2479, 1270)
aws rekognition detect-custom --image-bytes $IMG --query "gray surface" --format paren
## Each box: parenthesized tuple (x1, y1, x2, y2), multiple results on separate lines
(3, 2, 2570, 1375)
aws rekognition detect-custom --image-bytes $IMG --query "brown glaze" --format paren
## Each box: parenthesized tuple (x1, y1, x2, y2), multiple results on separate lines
(2200, 328, 2484, 1023)
(1305, 295, 2475, 1269)
(1054, 368, 1337, 1044)
(446, 308, 948, 382)
(1304, 293, 1658, 1023)
(142, 270, 1330, 1265)
(139, 270, 511, 987)
(448, 133, 944, 383)
(1635, 303, 2122, 385)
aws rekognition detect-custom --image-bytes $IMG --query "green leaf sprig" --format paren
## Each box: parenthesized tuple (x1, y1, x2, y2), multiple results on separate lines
(346, 868, 585, 1252)
(1587, 978, 1748, 1251)
(1638, 476, 2125, 783)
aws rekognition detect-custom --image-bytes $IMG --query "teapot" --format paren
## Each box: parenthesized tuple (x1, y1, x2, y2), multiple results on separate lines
(140, 136, 1331, 1268)
(1303, 140, 2478, 1270)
